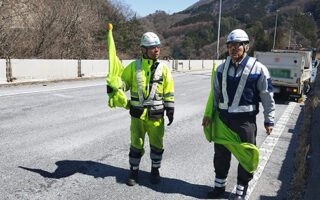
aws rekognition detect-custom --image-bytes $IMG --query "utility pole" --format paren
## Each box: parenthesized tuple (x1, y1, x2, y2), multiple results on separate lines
(272, 9, 280, 49)
(216, 0, 222, 59)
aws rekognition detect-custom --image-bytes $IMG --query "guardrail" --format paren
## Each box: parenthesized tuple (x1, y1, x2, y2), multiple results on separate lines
(0, 59, 224, 84)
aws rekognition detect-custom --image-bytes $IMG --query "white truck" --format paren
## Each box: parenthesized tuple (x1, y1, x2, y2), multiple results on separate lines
(254, 49, 312, 100)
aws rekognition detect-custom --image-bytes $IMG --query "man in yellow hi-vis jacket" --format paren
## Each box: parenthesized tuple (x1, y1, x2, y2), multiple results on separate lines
(120, 32, 174, 186)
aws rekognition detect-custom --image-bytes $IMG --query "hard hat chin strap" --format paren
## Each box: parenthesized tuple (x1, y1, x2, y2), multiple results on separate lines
(142, 47, 151, 59)
(235, 52, 245, 64)
(238, 43, 248, 62)
(142, 52, 149, 59)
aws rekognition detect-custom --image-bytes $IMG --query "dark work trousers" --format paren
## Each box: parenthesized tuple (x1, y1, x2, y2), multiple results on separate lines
(214, 113, 257, 186)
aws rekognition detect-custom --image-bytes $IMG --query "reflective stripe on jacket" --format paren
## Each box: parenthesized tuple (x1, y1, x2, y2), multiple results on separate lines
(121, 58, 174, 120)
(213, 55, 275, 126)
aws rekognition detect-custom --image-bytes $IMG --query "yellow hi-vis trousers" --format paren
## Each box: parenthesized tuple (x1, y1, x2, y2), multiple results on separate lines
(130, 117, 164, 150)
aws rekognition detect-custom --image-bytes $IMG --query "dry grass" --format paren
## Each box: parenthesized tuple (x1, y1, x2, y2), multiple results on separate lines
(287, 70, 320, 199)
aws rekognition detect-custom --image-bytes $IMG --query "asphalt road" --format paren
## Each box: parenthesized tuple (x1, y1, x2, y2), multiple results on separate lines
(0, 71, 302, 200)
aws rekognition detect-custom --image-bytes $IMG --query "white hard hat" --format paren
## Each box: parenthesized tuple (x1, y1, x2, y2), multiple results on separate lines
(140, 32, 162, 48)
(226, 29, 249, 44)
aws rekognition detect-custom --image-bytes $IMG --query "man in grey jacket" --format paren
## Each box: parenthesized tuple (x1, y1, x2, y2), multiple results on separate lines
(202, 29, 275, 200)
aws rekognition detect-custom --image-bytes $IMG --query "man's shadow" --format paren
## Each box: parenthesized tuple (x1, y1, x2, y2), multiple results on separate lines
(19, 160, 222, 199)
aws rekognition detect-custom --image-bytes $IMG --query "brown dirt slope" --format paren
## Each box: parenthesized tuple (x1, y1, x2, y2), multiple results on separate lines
(288, 68, 320, 200)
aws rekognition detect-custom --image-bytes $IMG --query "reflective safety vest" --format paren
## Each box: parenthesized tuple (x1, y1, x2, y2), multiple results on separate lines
(203, 61, 260, 173)
(121, 58, 174, 120)
(219, 56, 257, 113)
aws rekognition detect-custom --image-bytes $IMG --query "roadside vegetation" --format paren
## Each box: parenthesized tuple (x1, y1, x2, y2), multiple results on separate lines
(1, 0, 319, 60)
(0, 0, 142, 59)
(287, 70, 320, 199)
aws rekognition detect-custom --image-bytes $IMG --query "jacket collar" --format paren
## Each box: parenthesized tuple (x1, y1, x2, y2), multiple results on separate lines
(141, 57, 159, 66)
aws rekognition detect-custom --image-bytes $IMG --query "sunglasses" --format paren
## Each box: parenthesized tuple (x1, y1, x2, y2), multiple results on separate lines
(227, 42, 243, 49)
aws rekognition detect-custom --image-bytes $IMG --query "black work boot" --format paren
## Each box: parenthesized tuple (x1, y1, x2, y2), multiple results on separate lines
(150, 167, 161, 184)
(233, 184, 248, 200)
(126, 170, 138, 186)
(207, 187, 225, 199)
(233, 195, 245, 200)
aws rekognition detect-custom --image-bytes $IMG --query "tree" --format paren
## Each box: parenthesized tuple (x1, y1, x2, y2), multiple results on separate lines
(0, 0, 145, 59)
(293, 13, 318, 44)
(180, 36, 194, 59)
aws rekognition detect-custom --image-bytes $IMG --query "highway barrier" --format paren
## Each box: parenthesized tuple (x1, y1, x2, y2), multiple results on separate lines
(80, 60, 108, 78)
(0, 59, 224, 85)
(0, 59, 6, 83)
(10, 59, 78, 82)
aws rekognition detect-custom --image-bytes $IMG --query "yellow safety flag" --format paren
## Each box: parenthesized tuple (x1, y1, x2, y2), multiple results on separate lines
(203, 62, 259, 173)
(106, 24, 128, 109)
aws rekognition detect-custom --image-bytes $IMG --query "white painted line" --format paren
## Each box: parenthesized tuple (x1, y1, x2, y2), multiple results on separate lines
(229, 102, 297, 199)
(52, 93, 74, 99)
(0, 83, 105, 97)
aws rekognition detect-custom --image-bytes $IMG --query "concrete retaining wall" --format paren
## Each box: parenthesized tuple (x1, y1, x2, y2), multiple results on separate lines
(81, 60, 108, 77)
(189, 60, 206, 70)
(203, 60, 215, 69)
(0, 59, 6, 84)
(121, 60, 135, 68)
(0, 59, 224, 84)
(214, 59, 225, 68)
(159, 60, 174, 71)
(173, 60, 218, 71)
(176, 60, 190, 71)
(11, 59, 78, 81)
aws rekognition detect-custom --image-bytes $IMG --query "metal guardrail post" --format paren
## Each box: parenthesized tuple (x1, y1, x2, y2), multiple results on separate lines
(77, 58, 82, 77)
(174, 60, 178, 71)
(172, 59, 175, 71)
(5, 57, 12, 82)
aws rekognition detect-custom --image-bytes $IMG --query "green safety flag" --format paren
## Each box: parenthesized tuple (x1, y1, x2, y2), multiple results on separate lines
(203, 63, 259, 173)
(106, 24, 128, 109)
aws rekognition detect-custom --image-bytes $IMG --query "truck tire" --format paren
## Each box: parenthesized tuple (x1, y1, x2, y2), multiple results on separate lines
(303, 80, 311, 95)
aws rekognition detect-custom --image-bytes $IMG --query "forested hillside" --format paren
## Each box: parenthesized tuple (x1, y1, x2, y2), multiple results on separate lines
(0, 0, 142, 59)
(141, 0, 320, 59)
(1, 0, 319, 59)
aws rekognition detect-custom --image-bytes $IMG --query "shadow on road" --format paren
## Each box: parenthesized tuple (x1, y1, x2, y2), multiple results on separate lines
(258, 103, 303, 199)
(19, 160, 213, 199)
(274, 94, 290, 105)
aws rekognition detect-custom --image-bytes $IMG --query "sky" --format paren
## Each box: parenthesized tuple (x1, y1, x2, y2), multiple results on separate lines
(119, 0, 200, 17)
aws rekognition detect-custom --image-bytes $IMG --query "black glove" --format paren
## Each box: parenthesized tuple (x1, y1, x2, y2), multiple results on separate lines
(167, 113, 174, 126)
(107, 85, 113, 94)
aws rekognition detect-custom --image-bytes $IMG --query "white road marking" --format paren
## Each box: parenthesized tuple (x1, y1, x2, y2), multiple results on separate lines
(229, 102, 297, 199)
(52, 93, 73, 98)
(0, 83, 105, 97)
